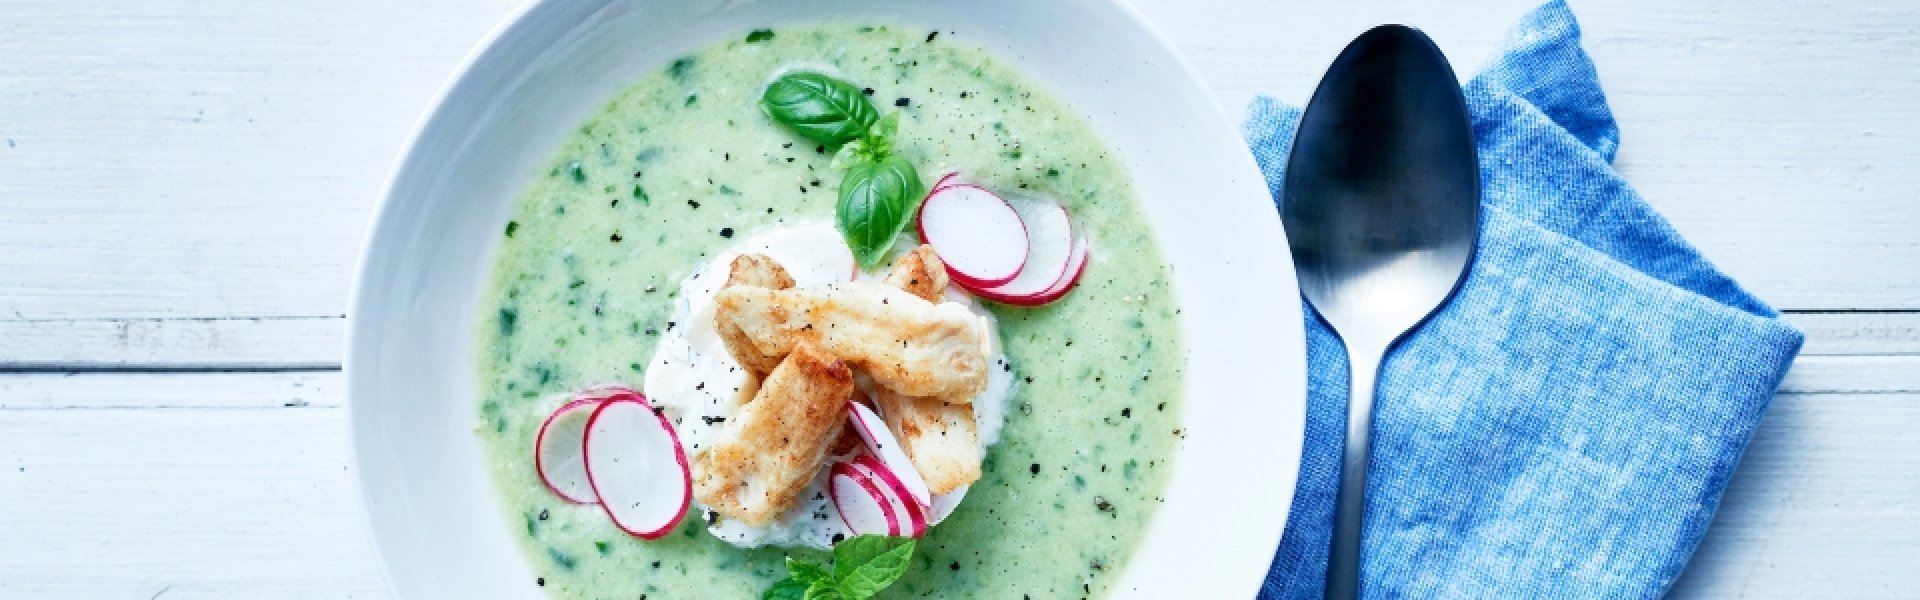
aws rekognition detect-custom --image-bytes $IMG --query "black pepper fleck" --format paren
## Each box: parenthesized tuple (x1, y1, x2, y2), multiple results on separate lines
(949, 561, 961, 571)
(719, 227, 734, 238)
(610, 232, 623, 242)
(927, 30, 939, 43)
(861, 87, 875, 96)
(687, 199, 701, 209)
(1121, 408, 1131, 418)
(536, 577, 545, 587)
(1029, 463, 1040, 475)
(894, 97, 910, 107)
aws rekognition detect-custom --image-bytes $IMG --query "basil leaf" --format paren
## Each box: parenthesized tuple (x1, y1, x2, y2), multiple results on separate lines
(788, 558, 832, 586)
(834, 538, 915, 600)
(760, 72, 879, 147)
(831, 536, 897, 580)
(836, 155, 924, 268)
(804, 578, 841, 600)
(828, 139, 870, 171)
(866, 112, 899, 152)
(762, 578, 810, 600)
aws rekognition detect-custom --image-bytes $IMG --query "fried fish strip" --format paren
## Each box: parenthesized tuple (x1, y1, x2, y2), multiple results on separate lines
(714, 281, 987, 404)
(717, 253, 797, 377)
(872, 246, 981, 494)
(870, 386, 980, 494)
(882, 245, 949, 303)
(692, 342, 852, 526)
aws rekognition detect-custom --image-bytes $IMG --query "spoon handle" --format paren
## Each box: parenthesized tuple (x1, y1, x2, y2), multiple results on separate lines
(1325, 347, 1382, 599)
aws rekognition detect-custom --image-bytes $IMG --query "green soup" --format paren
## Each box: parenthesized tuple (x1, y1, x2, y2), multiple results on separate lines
(476, 23, 1186, 599)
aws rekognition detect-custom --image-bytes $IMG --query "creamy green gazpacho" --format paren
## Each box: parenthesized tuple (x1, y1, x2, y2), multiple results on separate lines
(476, 24, 1185, 598)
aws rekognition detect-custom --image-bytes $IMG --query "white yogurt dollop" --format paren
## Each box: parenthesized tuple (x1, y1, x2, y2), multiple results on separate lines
(642, 222, 1013, 549)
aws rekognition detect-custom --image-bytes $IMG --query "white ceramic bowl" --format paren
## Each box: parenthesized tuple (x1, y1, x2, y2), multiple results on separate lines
(348, 0, 1307, 596)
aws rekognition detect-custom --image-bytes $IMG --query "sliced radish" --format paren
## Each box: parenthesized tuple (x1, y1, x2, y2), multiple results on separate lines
(831, 461, 901, 536)
(846, 402, 932, 507)
(967, 195, 1077, 303)
(983, 236, 1089, 307)
(853, 454, 930, 537)
(930, 170, 961, 193)
(916, 184, 1029, 288)
(928, 484, 967, 526)
(535, 396, 607, 504)
(583, 394, 692, 539)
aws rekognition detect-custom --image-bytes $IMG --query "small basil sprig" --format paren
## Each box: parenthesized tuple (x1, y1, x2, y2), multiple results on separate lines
(760, 72, 881, 147)
(762, 535, 917, 600)
(761, 72, 922, 268)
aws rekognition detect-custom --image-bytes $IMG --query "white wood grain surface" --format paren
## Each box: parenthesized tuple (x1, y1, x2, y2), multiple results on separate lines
(1, 0, 1915, 597)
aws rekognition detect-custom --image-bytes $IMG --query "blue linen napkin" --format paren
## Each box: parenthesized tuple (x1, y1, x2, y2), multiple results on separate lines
(1244, 2, 1805, 597)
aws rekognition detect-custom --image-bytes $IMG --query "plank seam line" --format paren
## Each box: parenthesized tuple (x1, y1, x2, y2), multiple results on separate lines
(0, 364, 341, 374)
(0, 405, 342, 411)
(0, 315, 345, 324)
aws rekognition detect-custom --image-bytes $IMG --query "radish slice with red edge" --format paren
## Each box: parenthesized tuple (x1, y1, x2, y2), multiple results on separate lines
(535, 396, 606, 504)
(853, 454, 930, 537)
(930, 170, 961, 193)
(968, 196, 1076, 303)
(986, 236, 1089, 307)
(831, 461, 901, 536)
(928, 484, 967, 525)
(916, 184, 1028, 288)
(582, 394, 692, 539)
(846, 402, 933, 507)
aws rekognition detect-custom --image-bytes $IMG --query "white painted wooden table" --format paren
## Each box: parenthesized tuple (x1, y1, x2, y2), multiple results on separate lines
(2, 0, 1915, 597)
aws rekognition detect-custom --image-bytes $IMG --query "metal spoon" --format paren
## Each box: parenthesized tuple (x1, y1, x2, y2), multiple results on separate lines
(1280, 25, 1480, 599)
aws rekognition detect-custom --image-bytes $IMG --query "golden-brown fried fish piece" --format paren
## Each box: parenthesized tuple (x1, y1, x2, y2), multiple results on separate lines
(692, 342, 852, 526)
(714, 281, 987, 404)
(883, 245, 949, 302)
(870, 387, 979, 494)
(872, 247, 981, 493)
(717, 253, 797, 377)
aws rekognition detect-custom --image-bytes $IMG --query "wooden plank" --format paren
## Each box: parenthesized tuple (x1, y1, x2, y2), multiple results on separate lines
(0, 373, 385, 598)
(0, 371, 340, 409)
(0, 317, 341, 371)
(1784, 311, 1920, 357)
(1671, 392, 1920, 598)
(1, 0, 1917, 328)
(0, 0, 519, 321)
(1779, 355, 1920, 395)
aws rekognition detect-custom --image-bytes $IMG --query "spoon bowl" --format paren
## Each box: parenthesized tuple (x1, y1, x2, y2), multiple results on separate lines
(1281, 24, 1480, 598)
